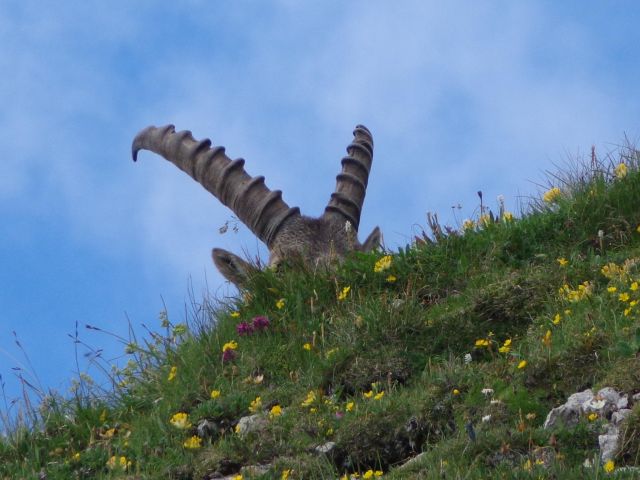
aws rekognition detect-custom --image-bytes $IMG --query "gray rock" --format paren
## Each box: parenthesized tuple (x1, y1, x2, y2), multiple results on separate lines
(617, 394, 629, 410)
(315, 441, 336, 455)
(197, 419, 219, 439)
(597, 387, 620, 405)
(599, 427, 619, 462)
(612, 409, 632, 425)
(241, 464, 271, 476)
(235, 414, 267, 437)
(543, 389, 594, 429)
(395, 452, 428, 471)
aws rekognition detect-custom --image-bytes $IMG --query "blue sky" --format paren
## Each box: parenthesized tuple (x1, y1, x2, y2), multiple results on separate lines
(1, 1, 639, 415)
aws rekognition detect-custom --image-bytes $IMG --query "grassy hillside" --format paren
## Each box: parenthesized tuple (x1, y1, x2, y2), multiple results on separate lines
(3, 144, 640, 479)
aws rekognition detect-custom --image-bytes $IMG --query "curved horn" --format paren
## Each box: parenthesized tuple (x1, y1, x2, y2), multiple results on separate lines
(323, 125, 373, 231)
(132, 125, 300, 247)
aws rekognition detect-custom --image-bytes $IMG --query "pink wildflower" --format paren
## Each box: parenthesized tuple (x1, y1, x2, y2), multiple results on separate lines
(222, 349, 237, 362)
(252, 316, 270, 330)
(236, 321, 254, 336)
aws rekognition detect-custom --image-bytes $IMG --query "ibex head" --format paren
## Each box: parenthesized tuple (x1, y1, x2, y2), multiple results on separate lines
(132, 125, 381, 286)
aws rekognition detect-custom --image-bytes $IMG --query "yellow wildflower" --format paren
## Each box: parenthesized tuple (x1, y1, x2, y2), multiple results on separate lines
(337, 286, 351, 301)
(462, 219, 475, 231)
(604, 459, 615, 473)
(503, 211, 514, 222)
(557, 257, 568, 267)
(475, 338, 490, 347)
(346, 401, 355, 412)
(498, 338, 512, 354)
(631, 282, 639, 291)
(102, 428, 116, 439)
(276, 298, 285, 309)
(183, 435, 202, 449)
(453, 389, 460, 395)
(269, 405, 283, 418)
(553, 313, 561, 325)
(106, 455, 130, 470)
(619, 292, 630, 302)
(210, 389, 221, 399)
(624, 307, 632, 316)
(72, 452, 81, 461)
(168, 366, 177, 382)
(301, 390, 317, 407)
(386, 274, 397, 283)
(325, 348, 339, 359)
(542, 330, 552, 347)
(303, 342, 312, 351)
(170, 412, 191, 429)
(363, 470, 375, 479)
(363, 390, 374, 399)
(374, 255, 392, 272)
(479, 213, 491, 227)
(230, 311, 240, 318)
(222, 340, 238, 352)
(542, 187, 561, 203)
(607, 286, 617, 293)
(248, 396, 262, 413)
(517, 360, 527, 369)
(281, 470, 291, 480)
(588, 412, 598, 421)
(615, 163, 628, 179)
(233, 475, 243, 480)
(374, 391, 385, 400)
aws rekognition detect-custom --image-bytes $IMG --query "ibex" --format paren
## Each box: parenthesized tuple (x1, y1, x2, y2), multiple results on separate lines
(132, 124, 381, 286)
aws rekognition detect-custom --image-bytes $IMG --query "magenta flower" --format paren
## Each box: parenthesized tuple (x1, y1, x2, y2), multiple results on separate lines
(252, 316, 270, 331)
(236, 321, 254, 336)
(222, 349, 237, 362)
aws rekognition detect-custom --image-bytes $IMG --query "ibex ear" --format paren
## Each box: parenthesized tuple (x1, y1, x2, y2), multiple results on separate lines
(362, 226, 382, 252)
(212, 248, 256, 287)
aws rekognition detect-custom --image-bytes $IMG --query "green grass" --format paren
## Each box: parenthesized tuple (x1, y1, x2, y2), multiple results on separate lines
(2, 143, 640, 479)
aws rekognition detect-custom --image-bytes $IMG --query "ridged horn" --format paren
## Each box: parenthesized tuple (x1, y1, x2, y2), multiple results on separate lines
(323, 125, 374, 231)
(132, 125, 300, 247)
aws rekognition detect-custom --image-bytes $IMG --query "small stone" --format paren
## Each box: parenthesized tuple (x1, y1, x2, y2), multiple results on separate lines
(241, 464, 271, 476)
(235, 414, 267, 437)
(197, 419, 218, 439)
(395, 452, 428, 471)
(599, 429, 619, 462)
(544, 389, 594, 429)
(597, 387, 620, 405)
(612, 409, 632, 425)
(314, 441, 336, 455)
(617, 395, 629, 410)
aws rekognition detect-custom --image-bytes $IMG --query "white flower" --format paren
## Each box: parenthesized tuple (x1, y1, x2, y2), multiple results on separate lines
(463, 353, 472, 364)
(481, 415, 491, 423)
(586, 399, 606, 410)
(481, 388, 494, 396)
